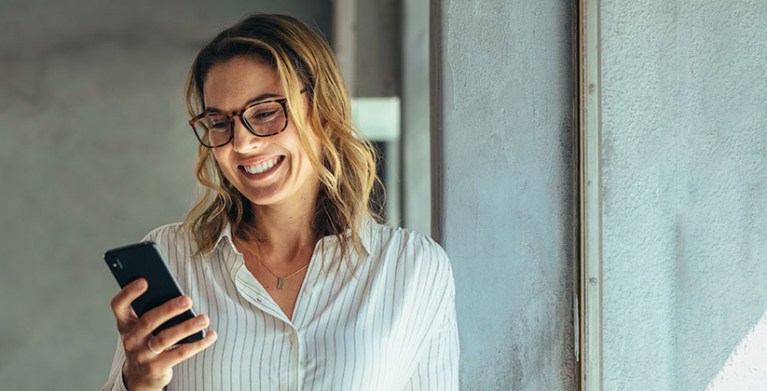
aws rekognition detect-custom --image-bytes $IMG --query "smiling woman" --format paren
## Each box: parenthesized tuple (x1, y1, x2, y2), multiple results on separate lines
(201, 56, 324, 238)
(101, 13, 459, 391)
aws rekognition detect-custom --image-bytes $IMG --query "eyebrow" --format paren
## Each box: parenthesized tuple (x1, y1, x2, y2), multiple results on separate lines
(204, 93, 283, 113)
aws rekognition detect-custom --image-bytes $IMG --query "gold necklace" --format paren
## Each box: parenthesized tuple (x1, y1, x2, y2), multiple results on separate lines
(258, 259, 309, 289)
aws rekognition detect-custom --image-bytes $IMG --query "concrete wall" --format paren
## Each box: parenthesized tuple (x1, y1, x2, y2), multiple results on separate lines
(401, 0, 431, 236)
(433, 1, 576, 389)
(0, 2, 330, 390)
(600, 1, 767, 390)
(355, 0, 401, 98)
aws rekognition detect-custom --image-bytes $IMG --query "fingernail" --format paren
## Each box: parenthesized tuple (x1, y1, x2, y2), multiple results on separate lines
(177, 296, 190, 307)
(134, 280, 146, 290)
(196, 315, 208, 326)
(209, 331, 218, 340)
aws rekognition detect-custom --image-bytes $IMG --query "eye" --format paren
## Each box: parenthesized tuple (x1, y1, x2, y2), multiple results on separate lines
(249, 109, 280, 122)
(210, 121, 230, 130)
(204, 115, 230, 132)
(245, 102, 284, 124)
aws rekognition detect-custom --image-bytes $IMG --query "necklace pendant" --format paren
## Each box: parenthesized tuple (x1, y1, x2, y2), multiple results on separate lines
(277, 278, 285, 289)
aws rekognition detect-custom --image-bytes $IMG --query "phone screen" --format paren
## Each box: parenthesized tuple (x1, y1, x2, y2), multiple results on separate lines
(105, 241, 205, 343)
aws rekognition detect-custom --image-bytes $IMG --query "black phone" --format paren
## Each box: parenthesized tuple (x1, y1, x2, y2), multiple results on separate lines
(104, 241, 205, 344)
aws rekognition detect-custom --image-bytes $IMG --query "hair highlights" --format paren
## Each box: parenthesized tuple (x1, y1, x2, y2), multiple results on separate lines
(182, 14, 381, 260)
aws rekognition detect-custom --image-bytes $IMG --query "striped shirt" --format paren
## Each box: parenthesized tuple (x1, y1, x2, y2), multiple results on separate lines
(102, 219, 459, 391)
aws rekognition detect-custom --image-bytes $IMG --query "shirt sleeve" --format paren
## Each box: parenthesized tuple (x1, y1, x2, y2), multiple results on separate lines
(402, 300, 460, 391)
(101, 337, 130, 391)
(402, 239, 460, 391)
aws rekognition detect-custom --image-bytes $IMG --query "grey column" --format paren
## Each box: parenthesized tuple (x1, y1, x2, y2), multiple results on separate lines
(431, 0, 576, 389)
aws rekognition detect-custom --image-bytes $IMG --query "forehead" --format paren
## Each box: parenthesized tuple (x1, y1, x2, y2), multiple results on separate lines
(202, 55, 284, 111)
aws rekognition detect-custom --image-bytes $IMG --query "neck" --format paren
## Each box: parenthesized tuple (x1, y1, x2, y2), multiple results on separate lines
(247, 193, 320, 262)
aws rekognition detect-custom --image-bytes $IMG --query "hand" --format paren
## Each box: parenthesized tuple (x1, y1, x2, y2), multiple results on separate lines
(110, 278, 218, 391)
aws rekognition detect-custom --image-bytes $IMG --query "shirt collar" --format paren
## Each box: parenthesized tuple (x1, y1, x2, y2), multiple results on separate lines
(210, 216, 375, 258)
(210, 222, 236, 255)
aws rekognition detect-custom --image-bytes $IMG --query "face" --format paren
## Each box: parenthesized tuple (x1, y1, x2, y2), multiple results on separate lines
(203, 55, 322, 210)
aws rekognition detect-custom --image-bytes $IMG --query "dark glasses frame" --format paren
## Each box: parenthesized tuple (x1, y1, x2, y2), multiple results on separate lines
(189, 98, 290, 148)
(189, 88, 308, 148)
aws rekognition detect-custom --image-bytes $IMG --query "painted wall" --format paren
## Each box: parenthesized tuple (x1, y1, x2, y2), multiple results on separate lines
(600, 1, 767, 389)
(434, 1, 576, 389)
(0, 2, 330, 390)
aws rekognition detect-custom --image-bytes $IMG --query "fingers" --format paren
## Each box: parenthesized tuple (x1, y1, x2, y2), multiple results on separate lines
(125, 295, 194, 349)
(147, 336, 164, 355)
(149, 314, 210, 353)
(155, 330, 218, 368)
(110, 279, 147, 331)
(110, 280, 217, 390)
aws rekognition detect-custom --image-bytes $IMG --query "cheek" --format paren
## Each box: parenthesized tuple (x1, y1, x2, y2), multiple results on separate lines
(211, 149, 228, 167)
(297, 138, 322, 172)
(211, 150, 234, 177)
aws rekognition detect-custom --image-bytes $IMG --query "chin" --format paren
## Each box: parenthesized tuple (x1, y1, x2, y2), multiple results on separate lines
(239, 187, 285, 206)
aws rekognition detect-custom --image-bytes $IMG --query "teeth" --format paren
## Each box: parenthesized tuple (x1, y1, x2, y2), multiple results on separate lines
(243, 158, 279, 174)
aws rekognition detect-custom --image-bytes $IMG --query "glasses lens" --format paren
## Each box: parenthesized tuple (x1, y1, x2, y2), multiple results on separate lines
(193, 114, 231, 147)
(243, 102, 287, 136)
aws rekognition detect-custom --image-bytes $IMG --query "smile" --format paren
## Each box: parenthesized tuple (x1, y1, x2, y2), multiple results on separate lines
(240, 156, 283, 175)
(240, 156, 285, 176)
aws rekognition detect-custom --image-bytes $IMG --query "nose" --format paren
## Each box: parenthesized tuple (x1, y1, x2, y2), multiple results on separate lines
(230, 116, 262, 153)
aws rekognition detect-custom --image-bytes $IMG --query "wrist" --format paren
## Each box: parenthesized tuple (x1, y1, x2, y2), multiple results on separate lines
(121, 364, 160, 391)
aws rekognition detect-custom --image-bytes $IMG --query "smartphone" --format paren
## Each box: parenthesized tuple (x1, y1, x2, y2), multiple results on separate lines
(104, 241, 205, 344)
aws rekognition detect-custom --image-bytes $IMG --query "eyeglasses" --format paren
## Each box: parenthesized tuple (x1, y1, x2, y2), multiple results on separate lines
(189, 98, 291, 148)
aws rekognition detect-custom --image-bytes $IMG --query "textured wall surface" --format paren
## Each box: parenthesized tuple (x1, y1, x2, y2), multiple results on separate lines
(600, 1, 767, 389)
(0, 2, 330, 390)
(435, 1, 576, 389)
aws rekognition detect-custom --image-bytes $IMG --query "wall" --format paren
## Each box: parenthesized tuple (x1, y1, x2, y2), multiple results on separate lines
(600, 1, 767, 389)
(0, 2, 330, 390)
(401, 0, 431, 236)
(433, 1, 576, 389)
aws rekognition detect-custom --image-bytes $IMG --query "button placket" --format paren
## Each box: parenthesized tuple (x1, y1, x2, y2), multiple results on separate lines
(233, 262, 291, 323)
(288, 327, 305, 391)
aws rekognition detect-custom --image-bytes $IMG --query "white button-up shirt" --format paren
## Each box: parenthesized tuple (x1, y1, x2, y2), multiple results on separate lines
(102, 219, 459, 390)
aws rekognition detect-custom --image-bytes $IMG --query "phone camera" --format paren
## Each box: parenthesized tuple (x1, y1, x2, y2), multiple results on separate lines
(112, 259, 124, 270)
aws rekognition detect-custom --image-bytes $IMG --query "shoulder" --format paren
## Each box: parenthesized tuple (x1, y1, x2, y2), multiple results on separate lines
(366, 222, 454, 291)
(367, 221, 448, 257)
(141, 222, 185, 244)
(141, 222, 202, 261)
(364, 223, 456, 332)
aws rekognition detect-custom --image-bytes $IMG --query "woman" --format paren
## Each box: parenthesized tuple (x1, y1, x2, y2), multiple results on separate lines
(103, 13, 458, 391)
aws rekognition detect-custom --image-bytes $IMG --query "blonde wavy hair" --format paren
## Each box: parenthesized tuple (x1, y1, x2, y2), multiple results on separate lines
(182, 13, 381, 260)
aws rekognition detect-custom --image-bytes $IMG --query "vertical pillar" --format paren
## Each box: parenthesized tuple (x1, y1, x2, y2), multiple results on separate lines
(431, 0, 576, 388)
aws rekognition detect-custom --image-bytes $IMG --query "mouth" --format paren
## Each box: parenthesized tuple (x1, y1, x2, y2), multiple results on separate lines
(238, 156, 285, 177)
